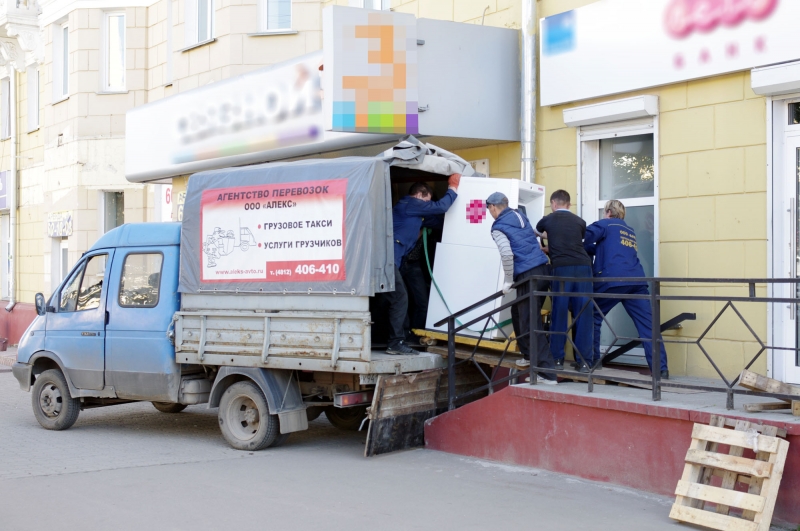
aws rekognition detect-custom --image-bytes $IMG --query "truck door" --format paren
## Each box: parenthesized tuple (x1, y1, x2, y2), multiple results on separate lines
(104, 246, 181, 401)
(45, 251, 113, 391)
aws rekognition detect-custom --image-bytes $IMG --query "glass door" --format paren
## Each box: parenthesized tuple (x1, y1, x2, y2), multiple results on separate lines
(581, 127, 658, 365)
(779, 133, 800, 384)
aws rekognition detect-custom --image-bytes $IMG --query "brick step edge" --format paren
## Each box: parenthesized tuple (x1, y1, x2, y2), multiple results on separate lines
(0, 354, 15, 367)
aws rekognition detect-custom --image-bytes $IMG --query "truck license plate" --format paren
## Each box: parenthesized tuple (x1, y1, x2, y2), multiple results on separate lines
(359, 374, 379, 385)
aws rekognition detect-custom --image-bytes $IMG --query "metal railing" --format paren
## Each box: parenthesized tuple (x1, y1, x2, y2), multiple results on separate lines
(433, 276, 800, 411)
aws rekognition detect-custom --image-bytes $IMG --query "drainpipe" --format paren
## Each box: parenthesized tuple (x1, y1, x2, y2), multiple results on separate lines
(520, 0, 537, 183)
(5, 69, 16, 312)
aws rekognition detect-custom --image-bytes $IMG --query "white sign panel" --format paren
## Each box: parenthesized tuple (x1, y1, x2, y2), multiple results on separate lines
(126, 53, 324, 182)
(540, 0, 800, 106)
(47, 211, 73, 237)
(200, 180, 346, 283)
(160, 184, 173, 222)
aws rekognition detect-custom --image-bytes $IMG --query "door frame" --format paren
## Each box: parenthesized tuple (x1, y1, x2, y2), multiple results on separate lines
(769, 94, 800, 384)
(576, 117, 660, 364)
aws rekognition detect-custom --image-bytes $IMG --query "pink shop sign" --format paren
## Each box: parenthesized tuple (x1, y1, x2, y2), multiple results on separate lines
(665, 0, 779, 39)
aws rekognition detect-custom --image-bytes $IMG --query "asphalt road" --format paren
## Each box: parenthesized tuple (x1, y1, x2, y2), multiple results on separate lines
(0, 371, 683, 531)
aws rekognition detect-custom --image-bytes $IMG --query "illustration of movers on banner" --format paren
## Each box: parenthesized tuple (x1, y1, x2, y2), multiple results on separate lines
(200, 179, 347, 282)
(202, 221, 258, 267)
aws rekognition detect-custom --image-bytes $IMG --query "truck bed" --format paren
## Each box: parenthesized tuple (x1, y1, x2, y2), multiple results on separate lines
(174, 309, 445, 375)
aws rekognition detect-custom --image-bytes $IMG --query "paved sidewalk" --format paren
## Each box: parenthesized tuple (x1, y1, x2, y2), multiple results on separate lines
(0, 372, 683, 531)
(0, 345, 15, 371)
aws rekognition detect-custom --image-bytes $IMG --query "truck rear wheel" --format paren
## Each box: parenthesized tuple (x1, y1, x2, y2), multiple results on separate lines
(31, 369, 81, 431)
(324, 405, 367, 431)
(218, 381, 279, 451)
(152, 402, 187, 413)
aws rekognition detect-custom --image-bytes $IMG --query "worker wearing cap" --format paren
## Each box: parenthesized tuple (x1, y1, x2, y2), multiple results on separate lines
(487, 192, 557, 384)
(384, 175, 460, 356)
(584, 199, 669, 379)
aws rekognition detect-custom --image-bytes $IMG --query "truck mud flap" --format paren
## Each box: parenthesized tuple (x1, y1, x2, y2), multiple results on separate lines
(364, 363, 487, 457)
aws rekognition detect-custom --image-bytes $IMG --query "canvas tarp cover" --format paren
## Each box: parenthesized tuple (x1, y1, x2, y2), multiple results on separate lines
(179, 157, 393, 296)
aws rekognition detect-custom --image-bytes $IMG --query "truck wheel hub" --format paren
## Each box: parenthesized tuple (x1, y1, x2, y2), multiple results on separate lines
(39, 384, 63, 418)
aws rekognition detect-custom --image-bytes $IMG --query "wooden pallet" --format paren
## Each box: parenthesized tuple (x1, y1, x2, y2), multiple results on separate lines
(739, 369, 800, 416)
(669, 415, 790, 531)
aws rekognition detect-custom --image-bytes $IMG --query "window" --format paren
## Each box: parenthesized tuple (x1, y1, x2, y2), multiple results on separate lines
(0, 78, 9, 140)
(52, 21, 69, 101)
(59, 254, 107, 312)
(580, 120, 659, 366)
(26, 65, 38, 132)
(1, 215, 8, 299)
(103, 191, 124, 233)
(119, 253, 163, 307)
(60, 238, 69, 281)
(184, 0, 214, 47)
(103, 13, 126, 92)
(166, 0, 173, 84)
(349, 0, 389, 8)
(258, 0, 291, 32)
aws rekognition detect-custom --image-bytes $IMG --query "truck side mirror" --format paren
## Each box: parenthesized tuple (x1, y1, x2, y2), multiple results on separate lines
(34, 293, 46, 316)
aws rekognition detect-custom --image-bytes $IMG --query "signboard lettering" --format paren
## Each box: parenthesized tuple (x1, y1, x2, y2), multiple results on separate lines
(199, 180, 347, 282)
(47, 211, 73, 237)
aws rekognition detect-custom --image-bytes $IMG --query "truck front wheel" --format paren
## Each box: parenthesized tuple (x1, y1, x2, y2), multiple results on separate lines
(31, 369, 81, 431)
(324, 405, 367, 431)
(218, 381, 279, 451)
(152, 402, 187, 413)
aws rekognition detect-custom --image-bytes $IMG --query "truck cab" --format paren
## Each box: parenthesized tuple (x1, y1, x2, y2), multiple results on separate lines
(14, 223, 184, 410)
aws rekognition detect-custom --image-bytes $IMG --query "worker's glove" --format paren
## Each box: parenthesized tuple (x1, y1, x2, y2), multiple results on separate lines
(447, 173, 462, 190)
(502, 280, 513, 294)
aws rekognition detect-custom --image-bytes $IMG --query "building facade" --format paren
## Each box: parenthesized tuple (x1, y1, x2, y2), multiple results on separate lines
(3, 0, 799, 386)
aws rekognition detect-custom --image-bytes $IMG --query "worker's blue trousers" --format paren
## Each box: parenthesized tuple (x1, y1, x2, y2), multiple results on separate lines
(593, 284, 669, 372)
(549, 265, 595, 365)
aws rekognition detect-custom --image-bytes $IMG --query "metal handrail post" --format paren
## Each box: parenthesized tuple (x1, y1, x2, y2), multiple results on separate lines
(651, 280, 662, 401)
(529, 276, 537, 386)
(448, 316, 456, 411)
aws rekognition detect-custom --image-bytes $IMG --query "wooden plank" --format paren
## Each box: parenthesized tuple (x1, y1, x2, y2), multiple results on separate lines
(674, 480, 765, 513)
(715, 417, 787, 438)
(676, 436, 715, 509)
(669, 505, 758, 531)
(412, 328, 518, 353)
(427, 345, 522, 370)
(752, 439, 790, 531)
(793, 401, 800, 417)
(716, 420, 752, 515)
(744, 402, 792, 412)
(700, 415, 729, 496)
(685, 449, 773, 478)
(691, 424, 780, 455)
(742, 425, 779, 521)
(739, 369, 800, 401)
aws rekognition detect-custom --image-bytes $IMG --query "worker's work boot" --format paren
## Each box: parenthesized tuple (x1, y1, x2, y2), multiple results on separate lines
(660, 370, 670, 380)
(515, 358, 530, 368)
(387, 341, 420, 356)
(554, 359, 564, 369)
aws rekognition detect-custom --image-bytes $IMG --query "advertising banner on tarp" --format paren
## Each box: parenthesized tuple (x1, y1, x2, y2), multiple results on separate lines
(179, 157, 392, 296)
(200, 180, 347, 283)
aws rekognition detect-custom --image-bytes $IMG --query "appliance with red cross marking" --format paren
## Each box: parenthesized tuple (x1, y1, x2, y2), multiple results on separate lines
(426, 177, 546, 339)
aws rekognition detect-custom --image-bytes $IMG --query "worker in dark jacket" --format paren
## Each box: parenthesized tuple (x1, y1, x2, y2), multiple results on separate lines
(536, 190, 595, 371)
(383, 176, 459, 355)
(583, 200, 669, 379)
(487, 192, 557, 384)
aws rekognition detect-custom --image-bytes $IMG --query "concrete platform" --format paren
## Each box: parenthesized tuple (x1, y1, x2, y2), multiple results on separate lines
(424, 379, 800, 527)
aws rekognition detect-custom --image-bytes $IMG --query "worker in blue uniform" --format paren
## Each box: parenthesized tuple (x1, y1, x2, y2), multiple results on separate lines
(583, 199, 669, 379)
(383, 175, 460, 355)
(487, 192, 557, 384)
